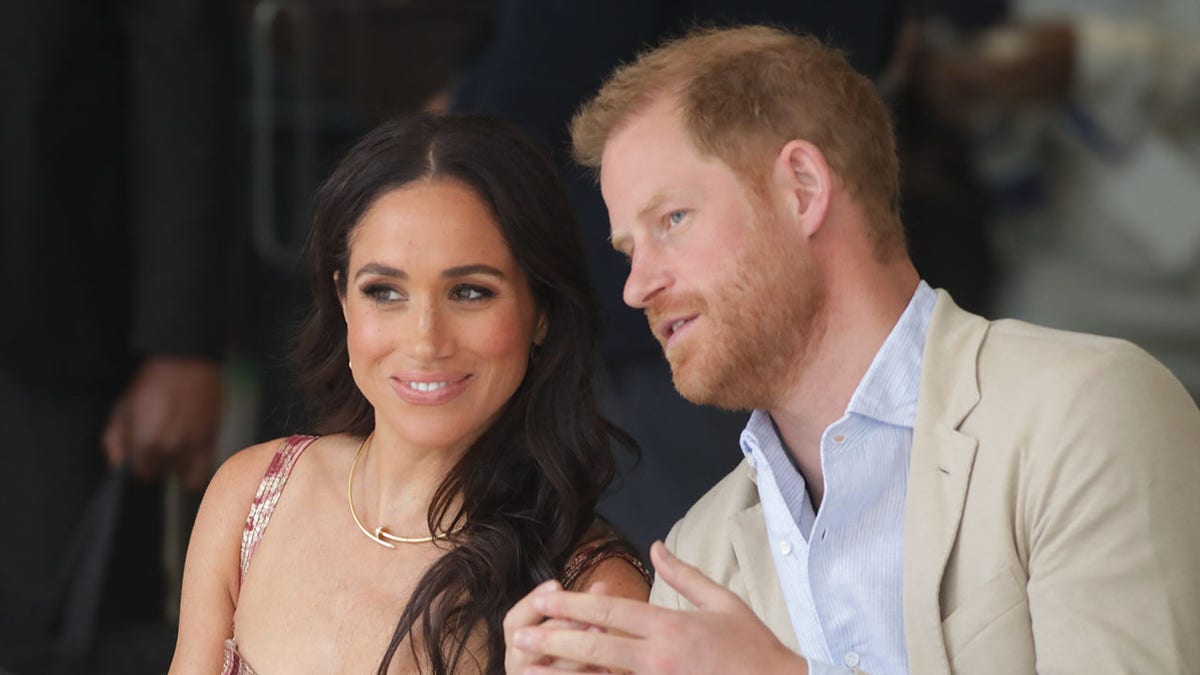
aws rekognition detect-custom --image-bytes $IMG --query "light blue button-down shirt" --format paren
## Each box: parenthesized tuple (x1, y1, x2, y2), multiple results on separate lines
(740, 281, 936, 675)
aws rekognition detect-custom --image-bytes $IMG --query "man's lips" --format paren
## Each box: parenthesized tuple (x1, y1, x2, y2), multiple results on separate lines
(656, 313, 699, 345)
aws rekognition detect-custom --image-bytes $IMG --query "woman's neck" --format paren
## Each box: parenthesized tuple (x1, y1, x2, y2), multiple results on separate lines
(354, 427, 467, 536)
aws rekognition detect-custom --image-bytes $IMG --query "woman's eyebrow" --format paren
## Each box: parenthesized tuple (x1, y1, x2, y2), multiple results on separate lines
(442, 264, 504, 279)
(354, 262, 406, 280)
(353, 262, 506, 280)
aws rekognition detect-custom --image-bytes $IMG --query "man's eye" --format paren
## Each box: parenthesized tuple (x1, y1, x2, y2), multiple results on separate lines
(452, 285, 494, 302)
(667, 210, 687, 227)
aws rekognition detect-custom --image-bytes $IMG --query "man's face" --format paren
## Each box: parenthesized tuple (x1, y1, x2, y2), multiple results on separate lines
(600, 101, 826, 410)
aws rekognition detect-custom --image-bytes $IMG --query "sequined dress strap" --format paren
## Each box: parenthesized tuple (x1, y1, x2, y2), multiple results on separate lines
(239, 435, 318, 582)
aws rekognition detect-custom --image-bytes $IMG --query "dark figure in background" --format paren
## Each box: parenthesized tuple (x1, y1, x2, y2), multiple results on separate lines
(450, 0, 903, 554)
(0, 1, 231, 671)
(885, 1, 1009, 318)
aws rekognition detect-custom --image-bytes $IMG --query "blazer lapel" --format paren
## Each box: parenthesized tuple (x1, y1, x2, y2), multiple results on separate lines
(729, 503, 799, 653)
(727, 464, 800, 653)
(903, 291, 987, 675)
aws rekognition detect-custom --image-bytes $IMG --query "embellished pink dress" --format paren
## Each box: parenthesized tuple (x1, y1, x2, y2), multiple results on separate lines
(221, 435, 649, 674)
(222, 434, 317, 674)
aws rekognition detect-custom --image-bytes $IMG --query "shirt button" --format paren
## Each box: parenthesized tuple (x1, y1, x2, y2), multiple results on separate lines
(844, 652, 860, 668)
(779, 540, 792, 556)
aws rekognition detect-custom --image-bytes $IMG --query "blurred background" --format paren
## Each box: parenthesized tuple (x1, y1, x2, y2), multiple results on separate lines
(2, 0, 1195, 671)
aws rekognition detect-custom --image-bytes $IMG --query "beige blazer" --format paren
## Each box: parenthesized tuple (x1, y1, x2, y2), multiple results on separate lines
(650, 291, 1200, 674)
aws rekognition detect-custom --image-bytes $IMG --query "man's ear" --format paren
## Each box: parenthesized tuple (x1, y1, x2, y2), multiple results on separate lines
(772, 139, 833, 238)
(334, 271, 349, 323)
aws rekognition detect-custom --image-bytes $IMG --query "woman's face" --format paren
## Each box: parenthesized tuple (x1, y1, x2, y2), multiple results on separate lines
(340, 178, 544, 453)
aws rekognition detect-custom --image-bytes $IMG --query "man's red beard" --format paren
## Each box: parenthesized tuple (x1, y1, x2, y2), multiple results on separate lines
(647, 226, 826, 411)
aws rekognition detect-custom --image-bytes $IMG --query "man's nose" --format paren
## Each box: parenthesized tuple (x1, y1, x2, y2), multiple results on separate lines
(622, 248, 672, 309)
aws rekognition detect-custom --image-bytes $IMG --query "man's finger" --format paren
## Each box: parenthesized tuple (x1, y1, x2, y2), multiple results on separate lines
(505, 580, 561, 634)
(532, 589, 663, 637)
(650, 541, 735, 611)
(524, 666, 612, 675)
(514, 624, 639, 672)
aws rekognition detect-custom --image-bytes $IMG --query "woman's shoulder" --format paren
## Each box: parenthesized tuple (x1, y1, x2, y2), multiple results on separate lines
(199, 435, 327, 532)
(562, 522, 651, 600)
(211, 437, 308, 502)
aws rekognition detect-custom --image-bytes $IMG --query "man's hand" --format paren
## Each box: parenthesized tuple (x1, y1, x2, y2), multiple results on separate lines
(507, 542, 807, 674)
(506, 580, 614, 674)
(102, 355, 222, 491)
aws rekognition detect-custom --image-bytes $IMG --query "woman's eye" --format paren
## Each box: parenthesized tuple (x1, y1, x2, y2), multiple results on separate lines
(451, 285, 494, 302)
(363, 285, 402, 303)
(666, 210, 687, 227)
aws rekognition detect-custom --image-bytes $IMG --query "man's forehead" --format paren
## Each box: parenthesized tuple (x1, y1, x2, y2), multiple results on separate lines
(599, 103, 687, 194)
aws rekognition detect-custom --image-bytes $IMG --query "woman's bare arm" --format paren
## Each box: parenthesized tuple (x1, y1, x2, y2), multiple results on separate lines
(169, 441, 279, 674)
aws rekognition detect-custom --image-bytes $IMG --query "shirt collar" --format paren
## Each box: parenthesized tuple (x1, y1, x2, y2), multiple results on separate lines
(845, 280, 936, 428)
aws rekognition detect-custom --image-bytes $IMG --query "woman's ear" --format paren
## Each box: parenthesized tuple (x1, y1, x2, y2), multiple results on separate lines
(533, 312, 548, 346)
(772, 139, 833, 238)
(334, 271, 349, 323)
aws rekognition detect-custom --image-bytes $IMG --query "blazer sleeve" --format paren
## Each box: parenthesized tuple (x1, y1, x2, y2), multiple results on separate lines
(1021, 343, 1200, 673)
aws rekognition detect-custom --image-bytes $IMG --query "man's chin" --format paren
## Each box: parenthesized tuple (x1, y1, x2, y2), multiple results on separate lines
(670, 366, 755, 412)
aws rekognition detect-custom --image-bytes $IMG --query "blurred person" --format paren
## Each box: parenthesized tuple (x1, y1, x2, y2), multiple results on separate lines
(450, 0, 904, 555)
(170, 114, 649, 674)
(881, 2, 1010, 320)
(504, 26, 1200, 674)
(0, 0, 230, 670)
(917, 1, 1200, 399)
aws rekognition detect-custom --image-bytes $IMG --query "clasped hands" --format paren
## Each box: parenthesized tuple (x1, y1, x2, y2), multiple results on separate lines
(504, 542, 807, 674)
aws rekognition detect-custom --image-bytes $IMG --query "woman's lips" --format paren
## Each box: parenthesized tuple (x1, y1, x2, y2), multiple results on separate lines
(389, 373, 472, 405)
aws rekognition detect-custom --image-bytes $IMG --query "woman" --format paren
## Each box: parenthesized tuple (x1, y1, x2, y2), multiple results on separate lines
(171, 114, 649, 674)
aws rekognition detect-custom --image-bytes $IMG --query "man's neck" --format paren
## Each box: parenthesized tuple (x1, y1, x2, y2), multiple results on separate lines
(767, 262, 920, 506)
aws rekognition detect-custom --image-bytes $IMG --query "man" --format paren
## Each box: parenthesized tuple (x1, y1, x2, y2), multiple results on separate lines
(1, 0, 229, 669)
(503, 25, 1200, 674)
(449, 0, 903, 554)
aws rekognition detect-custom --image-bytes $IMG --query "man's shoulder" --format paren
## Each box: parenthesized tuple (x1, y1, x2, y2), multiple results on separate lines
(976, 316, 1183, 400)
(931, 293, 1178, 396)
(936, 305, 1199, 492)
(924, 296, 1197, 474)
(983, 316, 1147, 361)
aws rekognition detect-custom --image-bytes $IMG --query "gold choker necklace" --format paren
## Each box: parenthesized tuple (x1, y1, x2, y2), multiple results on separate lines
(347, 432, 458, 548)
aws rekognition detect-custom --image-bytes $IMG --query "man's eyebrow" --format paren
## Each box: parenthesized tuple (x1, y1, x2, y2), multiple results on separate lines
(637, 192, 672, 220)
(609, 191, 676, 253)
(354, 262, 406, 280)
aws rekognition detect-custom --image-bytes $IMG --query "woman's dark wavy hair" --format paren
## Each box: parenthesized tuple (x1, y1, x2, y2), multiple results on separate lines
(292, 113, 633, 674)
